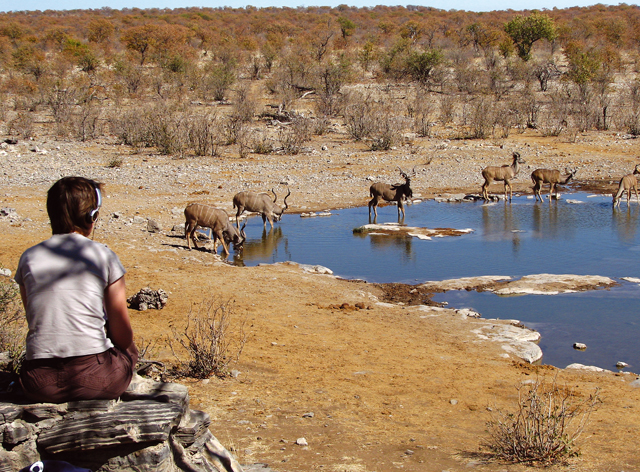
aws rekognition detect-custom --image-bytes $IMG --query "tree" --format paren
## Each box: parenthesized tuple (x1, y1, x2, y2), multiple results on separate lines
(121, 25, 157, 65)
(504, 12, 557, 61)
(405, 49, 443, 87)
(337, 17, 356, 40)
(88, 19, 115, 44)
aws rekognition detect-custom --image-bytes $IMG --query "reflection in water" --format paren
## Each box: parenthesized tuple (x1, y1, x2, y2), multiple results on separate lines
(481, 201, 522, 254)
(368, 233, 414, 260)
(369, 211, 405, 225)
(612, 205, 640, 242)
(532, 200, 559, 238)
(235, 227, 288, 266)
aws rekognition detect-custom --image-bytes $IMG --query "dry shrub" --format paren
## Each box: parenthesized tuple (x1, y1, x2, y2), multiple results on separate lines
(484, 377, 599, 465)
(0, 274, 26, 372)
(73, 101, 102, 141)
(110, 102, 187, 155)
(343, 90, 377, 140)
(310, 114, 331, 136)
(439, 93, 456, 124)
(250, 129, 275, 154)
(168, 297, 246, 379)
(540, 89, 571, 137)
(464, 97, 495, 139)
(368, 109, 406, 151)
(7, 111, 34, 138)
(186, 112, 222, 156)
(106, 156, 123, 168)
(407, 88, 435, 137)
(278, 115, 312, 155)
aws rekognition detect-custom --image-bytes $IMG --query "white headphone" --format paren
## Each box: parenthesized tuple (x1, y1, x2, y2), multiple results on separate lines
(87, 181, 102, 224)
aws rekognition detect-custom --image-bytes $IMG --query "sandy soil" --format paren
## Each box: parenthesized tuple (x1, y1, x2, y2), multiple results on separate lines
(2, 129, 640, 472)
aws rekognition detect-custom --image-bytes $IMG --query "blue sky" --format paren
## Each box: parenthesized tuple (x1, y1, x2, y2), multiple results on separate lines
(0, 0, 630, 13)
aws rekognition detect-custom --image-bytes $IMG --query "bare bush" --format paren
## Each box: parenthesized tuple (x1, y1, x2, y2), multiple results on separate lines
(0, 274, 26, 371)
(484, 378, 599, 465)
(616, 79, 640, 135)
(464, 97, 495, 139)
(278, 115, 312, 155)
(369, 105, 407, 151)
(7, 111, 34, 138)
(73, 102, 102, 141)
(407, 89, 435, 137)
(343, 90, 377, 140)
(110, 102, 187, 155)
(540, 89, 571, 137)
(439, 93, 456, 124)
(110, 108, 149, 150)
(106, 156, 123, 168)
(168, 296, 246, 379)
(186, 112, 222, 157)
(250, 129, 275, 154)
(310, 114, 331, 136)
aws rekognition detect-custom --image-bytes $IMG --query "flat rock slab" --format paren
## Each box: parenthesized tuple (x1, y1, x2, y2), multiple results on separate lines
(420, 274, 616, 295)
(353, 223, 473, 240)
(420, 276, 512, 292)
(487, 274, 617, 295)
(472, 321, 543, 364)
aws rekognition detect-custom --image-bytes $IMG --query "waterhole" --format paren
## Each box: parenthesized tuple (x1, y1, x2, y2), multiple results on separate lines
(229, 192, 640, 372)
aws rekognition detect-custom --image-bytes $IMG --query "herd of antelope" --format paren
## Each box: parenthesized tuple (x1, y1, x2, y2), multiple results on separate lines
(183, 152, 640, 255)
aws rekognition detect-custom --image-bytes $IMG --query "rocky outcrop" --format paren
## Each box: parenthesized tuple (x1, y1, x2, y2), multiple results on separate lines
(0, 375, 242, 472)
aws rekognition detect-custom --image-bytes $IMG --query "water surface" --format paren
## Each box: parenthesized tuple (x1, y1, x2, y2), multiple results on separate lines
(231, 193, 640, 371)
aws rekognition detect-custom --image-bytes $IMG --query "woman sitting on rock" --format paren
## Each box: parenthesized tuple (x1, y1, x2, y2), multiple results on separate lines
(15, 176, 138, 403)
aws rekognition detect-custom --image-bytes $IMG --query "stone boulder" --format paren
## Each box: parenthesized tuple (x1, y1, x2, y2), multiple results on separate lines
(127, 288, 168, 311)
(0, 375, 242, 472)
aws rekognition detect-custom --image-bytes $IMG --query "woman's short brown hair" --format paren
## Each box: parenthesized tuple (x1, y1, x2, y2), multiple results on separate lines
(47, 177, 103, 235)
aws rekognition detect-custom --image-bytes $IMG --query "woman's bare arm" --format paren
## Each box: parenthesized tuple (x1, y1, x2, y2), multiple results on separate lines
(103, 276, 134, 350)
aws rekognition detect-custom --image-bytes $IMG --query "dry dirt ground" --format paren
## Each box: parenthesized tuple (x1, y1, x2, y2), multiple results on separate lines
(2, 129, 640, 472)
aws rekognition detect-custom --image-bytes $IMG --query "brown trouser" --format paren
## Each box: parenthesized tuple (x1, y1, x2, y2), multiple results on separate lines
(19, 344, 139, 403)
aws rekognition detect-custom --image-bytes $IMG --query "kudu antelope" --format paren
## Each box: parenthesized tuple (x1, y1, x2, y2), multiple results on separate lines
(368, 167, 415, 219)
(613, 164, 640, 208)
(531, 167, 577, 201)
(233, 187, 291, 229)
(184, 203, 246, 255)
(481, 152, 526, 202)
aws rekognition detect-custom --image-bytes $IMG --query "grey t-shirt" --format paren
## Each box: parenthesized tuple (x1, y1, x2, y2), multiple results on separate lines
(15, 233, 126, 360)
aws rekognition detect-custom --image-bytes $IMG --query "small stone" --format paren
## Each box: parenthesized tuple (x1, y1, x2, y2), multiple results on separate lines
(573, 343, 587, 350)
(295, 438, 308, 446)
(147, 219, 161, 233)
(616, 361, 629, 369)
(302, 412, 314, 418)
(450, 399, 458, 405)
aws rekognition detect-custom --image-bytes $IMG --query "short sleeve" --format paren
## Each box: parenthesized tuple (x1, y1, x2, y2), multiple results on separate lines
(104, 245, 126, 286)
